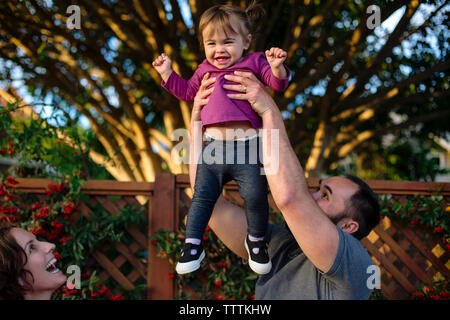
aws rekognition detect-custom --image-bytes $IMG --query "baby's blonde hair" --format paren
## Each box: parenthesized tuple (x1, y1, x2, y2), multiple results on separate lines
(198, 1, 265, 46)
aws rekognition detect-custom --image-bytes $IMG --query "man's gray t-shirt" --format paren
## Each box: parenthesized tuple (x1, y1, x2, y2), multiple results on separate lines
(255, 224, 374, 300)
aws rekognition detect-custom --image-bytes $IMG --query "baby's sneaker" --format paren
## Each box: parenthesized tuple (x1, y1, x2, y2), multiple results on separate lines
(244, 235, 272, 275)
(175, 242, 205, 274)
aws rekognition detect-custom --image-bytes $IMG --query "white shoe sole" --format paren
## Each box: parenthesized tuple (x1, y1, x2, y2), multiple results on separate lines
(244, 240, 272, 275)
(175, 250, 205, 275)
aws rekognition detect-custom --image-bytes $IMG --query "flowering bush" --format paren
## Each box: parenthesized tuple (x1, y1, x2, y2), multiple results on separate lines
(379, 192, 449, 252)
(1, 101, 145, 299)
(411, 279, 449, 300)
(377, 193, 450, 300)
(152, 192, 450, 300)
(150, 225, 257, 300)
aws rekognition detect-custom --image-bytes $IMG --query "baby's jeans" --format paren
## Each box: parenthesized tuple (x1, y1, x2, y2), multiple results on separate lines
(185, 134, 269, 240)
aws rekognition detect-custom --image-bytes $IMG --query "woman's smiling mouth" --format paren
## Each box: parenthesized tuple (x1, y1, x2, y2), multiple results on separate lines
(45, 258, 60, 273)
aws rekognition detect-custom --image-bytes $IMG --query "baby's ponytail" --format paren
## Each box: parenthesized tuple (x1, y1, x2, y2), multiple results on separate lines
(198, 1, 267, 45)
(245, 0, 266, 34)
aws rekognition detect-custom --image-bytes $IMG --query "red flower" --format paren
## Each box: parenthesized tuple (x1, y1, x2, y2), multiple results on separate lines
(203, 235, 208, 241)
(59, 236, 73, 244)
(98, 288, 110, 295)
(412, 292, 424, 298)
(1, 206, 17, 214)
(54, 252, 62, 260)
(48, 183, 65, 193)
(64, 289, 78, 296)
(434, 227, 444, 233)
(62, 201, 76, 215)
(205, 226, 211, 232)
(47, 233, 58, 240)
(51, 221, 64, 229)
(30, 227, 46, 236)
(35, 207, 49, 219)
(217, 261, 228, 267)
(81, 273, 91, 280)
(168, 273, 175, 279)
(29, 202, 41, 211)
(5, 177, 19, 185)
(215, 281, 222, 286)
(410, 218, 419, 225)
(109, 295, 124, 300)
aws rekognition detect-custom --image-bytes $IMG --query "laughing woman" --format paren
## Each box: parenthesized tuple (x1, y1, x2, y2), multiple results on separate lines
(0, 223, 66, 300)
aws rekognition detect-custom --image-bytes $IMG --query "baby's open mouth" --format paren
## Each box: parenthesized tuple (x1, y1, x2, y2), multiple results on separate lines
(215, 56, 230, 64)
(45, 258, 60, 273)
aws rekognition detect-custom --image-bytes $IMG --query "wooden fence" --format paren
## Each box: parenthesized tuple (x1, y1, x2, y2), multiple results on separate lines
(12, 174, 450, 300)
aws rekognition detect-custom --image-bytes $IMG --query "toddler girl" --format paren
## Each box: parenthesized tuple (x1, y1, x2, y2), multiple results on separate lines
(152, 1, 290, 275)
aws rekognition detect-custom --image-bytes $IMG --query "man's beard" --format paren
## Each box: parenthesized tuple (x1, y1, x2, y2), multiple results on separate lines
(329, 211, 348, 225)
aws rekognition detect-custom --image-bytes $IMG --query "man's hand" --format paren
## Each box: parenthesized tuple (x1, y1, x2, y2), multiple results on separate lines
(189, 73, 215, 189)
(152, 53, 173, 82)
(223, 71, 278, 117)
(191, 73, 215, 124)
(265, 47, 288, 78)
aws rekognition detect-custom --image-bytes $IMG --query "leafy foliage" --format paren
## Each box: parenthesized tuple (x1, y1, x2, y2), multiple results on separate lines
(0, 0, 448, 178)
(0, 101, 146, 300)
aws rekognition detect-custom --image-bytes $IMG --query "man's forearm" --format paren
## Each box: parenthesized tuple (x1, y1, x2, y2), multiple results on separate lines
(189, 120, 202, 189)
(261, 109, 309, 207)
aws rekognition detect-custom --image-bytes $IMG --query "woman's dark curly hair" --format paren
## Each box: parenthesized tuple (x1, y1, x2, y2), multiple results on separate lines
(0, 222, 34, 300)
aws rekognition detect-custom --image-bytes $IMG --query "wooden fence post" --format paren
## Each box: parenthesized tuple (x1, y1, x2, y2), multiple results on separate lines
(147, 172, 176, 299)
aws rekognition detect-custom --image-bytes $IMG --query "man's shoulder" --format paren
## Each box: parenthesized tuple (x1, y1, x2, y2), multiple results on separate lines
(321, 228, 374, 299)
(330, 228, 373, 272)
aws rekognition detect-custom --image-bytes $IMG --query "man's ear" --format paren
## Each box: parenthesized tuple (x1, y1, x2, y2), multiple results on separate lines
(338, 218, 359, 235)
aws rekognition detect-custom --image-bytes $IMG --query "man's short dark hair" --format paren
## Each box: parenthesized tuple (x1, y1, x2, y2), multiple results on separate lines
(344, 175, 380, 240)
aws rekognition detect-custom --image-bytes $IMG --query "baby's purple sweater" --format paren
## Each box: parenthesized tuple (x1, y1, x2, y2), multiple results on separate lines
(161, 52, 290, 128)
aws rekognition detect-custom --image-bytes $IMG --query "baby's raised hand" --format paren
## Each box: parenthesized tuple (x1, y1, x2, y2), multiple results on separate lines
(152, 53, 173, 82)
(265, 47, 287, 69)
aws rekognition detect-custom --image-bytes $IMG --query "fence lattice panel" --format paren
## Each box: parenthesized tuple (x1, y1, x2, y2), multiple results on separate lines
(11, 176, 450, 300)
